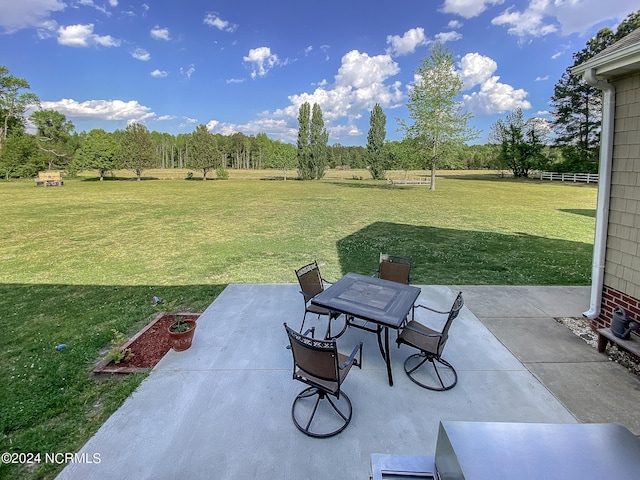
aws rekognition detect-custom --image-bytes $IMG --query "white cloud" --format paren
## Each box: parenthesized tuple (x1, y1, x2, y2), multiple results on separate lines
(180, 117, 198, 128)
(150, 25, 170, 41)
(552, 0, 632, 35)
(491, 2, 558, 37)
(226, 78, 245, 84)
(457, 52, 496, 90)
(150, 69, 168, 78)
(386, 27, 429, 56)
(463, 76, 531, 115)
(180, 65, 195, 80)
(243, 47, 281, 78)
(435, 31, 462, 43)
(535, 75, 549, 81)
(40, 98, 155, 123)
(203, 12, 237, 32)
(209, 49, 403, 142)
(0, 0, 65, 32)
(440, 0, 505, 19)
(77, 0, 115, 15)
(208, 117, 297, 139)
(457, 52, 531, 115)
(448, 20, 464, 29)
(156, 115, 175, 121)
(132, 48, 150, 61)
(57, 24, 120, 47)
(490, 0, 631, 38)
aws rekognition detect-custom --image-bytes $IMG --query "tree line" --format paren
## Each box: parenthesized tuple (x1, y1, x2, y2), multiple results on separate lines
(1, 9, 638, 182)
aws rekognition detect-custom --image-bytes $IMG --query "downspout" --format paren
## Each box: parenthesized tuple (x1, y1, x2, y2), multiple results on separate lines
(582, 68, 615, 319)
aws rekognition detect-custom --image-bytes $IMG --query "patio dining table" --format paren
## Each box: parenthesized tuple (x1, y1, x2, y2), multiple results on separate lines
(311, 272, 421, 386)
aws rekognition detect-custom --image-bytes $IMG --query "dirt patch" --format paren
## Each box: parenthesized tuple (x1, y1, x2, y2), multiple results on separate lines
(94, 312, 200, 374)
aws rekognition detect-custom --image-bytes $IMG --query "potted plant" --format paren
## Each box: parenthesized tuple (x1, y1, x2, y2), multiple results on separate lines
(167, 315, 197, 351)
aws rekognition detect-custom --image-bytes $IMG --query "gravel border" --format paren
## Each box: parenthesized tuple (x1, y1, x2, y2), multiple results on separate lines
(555, 316, 640, 377)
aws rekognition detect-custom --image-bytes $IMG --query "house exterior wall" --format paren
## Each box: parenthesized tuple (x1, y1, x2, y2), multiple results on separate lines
(596, 72, 640, 331)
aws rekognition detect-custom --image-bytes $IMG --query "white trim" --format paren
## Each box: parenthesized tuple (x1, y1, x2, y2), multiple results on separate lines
(582, 68, 615, 320)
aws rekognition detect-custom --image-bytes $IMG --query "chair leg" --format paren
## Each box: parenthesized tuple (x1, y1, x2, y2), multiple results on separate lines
(403, 353, 458, 391)
(291, 387, 353, 438)
(299, 311, 309, 334)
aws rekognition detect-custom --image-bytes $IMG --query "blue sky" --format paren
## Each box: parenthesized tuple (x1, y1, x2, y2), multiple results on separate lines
(1, 0, 636, 145)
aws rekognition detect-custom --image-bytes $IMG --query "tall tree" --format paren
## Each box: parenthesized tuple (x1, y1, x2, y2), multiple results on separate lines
(187, 124, 218, 180)
(0, 66, 39, 151)
(296, 102, 313, 179)
(29, 109, 75, 170)
(398, 42, 478, 190)
(552, 10, 640, 170)
(269, 140, 297, 180)
(120, 122, 155, 181)
(72, 129, 120, 180)
(366, 104, 387, 180)
(0, 134, 37, 179)
(309, 103, 328, 179)
(490, 108, 548, 178)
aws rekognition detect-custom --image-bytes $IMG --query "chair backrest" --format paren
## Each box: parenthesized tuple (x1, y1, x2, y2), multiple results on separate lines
(438, 292, 464, 352)
(379, 254, 412, 284)
(284, 323, 340, 390)
(295, 261, 324, 300)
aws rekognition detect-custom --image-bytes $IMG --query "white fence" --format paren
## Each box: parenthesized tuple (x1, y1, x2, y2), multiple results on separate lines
(540, 171, 599, 183)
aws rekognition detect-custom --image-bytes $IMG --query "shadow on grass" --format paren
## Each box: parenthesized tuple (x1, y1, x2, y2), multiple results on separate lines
(80, 176, 177, 182)
(325, 181, 392, 190)
(558, 208, 596, 218)
(336, 222, 592, 285)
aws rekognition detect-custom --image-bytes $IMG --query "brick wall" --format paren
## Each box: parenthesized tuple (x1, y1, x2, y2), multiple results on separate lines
(595, 284, 640, 330)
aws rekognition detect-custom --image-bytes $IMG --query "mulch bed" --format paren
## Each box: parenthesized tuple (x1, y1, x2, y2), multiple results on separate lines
(94, 312, 200, 374)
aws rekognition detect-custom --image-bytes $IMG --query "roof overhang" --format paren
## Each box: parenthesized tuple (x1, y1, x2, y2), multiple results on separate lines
(572, 43, 640, 78)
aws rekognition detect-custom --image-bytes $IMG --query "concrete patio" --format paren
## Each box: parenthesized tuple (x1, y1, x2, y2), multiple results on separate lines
(57, 284, 640, 480)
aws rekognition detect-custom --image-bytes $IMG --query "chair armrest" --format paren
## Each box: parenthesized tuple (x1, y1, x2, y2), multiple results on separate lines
(339, 342, 363, 369)
(413, 303, 449, 315)
(303, 327, 316, 338)
(321, 277, 333, 286)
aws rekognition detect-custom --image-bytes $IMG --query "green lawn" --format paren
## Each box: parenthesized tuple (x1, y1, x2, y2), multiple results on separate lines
(0, 170, 596, 479)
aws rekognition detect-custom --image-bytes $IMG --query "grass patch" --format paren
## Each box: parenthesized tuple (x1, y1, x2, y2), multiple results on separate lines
(0, 170, 596, 479)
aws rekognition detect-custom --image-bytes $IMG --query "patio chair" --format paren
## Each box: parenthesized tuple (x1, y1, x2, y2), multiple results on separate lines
(376, 253, 412, 284)
(396, 292, 464, 391)
(284, 323, 363, 438)
(295, 260, 341, 338)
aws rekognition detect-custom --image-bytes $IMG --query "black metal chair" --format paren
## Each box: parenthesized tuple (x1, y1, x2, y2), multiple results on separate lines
(396, 292, 464, 390)
(376, 254, 412, 284)
(295, 260, 341, 338)
(284, 323, 363, 438)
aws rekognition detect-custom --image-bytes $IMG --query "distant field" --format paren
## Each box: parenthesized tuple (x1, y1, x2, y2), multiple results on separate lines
(0, 170, 597, 479)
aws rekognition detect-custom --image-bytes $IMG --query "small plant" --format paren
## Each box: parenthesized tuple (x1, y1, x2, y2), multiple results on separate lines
(169, 316, 192, 333)
(216, 166, 229, 180)
(105, 329, 134, 364)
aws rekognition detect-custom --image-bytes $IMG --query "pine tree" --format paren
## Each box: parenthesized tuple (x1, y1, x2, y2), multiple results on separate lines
(296, 102, 312, 179)
(366, 104, 387, 180)
(297, 102, 328, 180)
(551, 10, 640, 171)
(310, 103, 328, 179)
